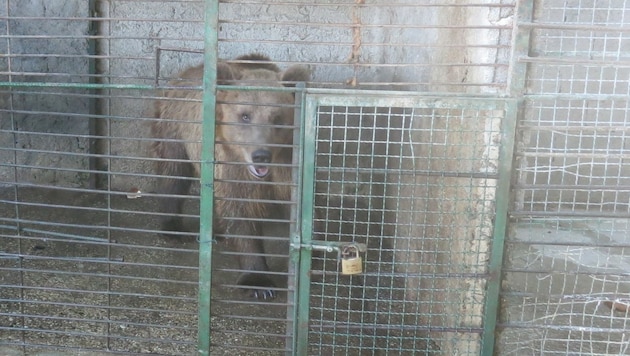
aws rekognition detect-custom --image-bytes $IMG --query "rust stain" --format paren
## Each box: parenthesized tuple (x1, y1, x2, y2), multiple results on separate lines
(347, 0, 363, 86)
(604, 300, 630, 314)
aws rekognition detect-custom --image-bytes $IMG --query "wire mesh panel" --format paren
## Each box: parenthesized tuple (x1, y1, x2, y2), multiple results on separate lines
(299, 94, 515, 355)
(499, 0, 630, 355)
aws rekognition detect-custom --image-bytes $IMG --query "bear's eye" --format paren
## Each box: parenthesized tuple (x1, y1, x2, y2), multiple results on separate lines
(241, 113, 251, 122)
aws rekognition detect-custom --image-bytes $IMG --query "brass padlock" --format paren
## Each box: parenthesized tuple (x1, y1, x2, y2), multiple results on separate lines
(341, 245, 363, 275)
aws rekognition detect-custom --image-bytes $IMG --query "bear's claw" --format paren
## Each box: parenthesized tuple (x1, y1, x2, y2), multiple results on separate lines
(237, 273, 277, 299)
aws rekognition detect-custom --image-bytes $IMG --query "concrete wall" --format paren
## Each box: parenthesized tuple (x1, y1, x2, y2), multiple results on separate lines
(0, 0, 91, 187)
(515, 1, 630, 212)
(385, 4, 512, 354)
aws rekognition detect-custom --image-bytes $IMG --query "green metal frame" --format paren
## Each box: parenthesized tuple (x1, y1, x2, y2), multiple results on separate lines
(479, 99, 517, 355)
(197, 0, 219, 354)
(181, 18, 522, 353)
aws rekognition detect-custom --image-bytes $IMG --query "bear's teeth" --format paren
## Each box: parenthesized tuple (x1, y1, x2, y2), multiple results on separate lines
(248, 165, 269, 178)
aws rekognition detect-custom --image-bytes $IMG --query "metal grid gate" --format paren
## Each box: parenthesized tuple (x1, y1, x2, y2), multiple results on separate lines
(499, 1, 630, 355)
(295, 94, 516, 355)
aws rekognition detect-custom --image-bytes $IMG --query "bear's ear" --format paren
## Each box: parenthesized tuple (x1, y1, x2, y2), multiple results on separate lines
(281, 65, 310, 87)
(217, 62, 235, 85)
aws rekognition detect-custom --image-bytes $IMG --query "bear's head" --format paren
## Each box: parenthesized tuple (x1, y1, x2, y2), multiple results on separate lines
(215, 59, 310, 180)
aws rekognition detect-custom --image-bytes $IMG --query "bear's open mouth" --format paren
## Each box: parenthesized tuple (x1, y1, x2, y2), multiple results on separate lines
(248, 165, 269, 179)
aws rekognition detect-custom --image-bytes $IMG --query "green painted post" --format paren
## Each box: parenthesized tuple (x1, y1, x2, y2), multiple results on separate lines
(479, 100, 518, 356)
(286, 83, 306, 355)
(481, 1, 533, 353)
(198, 0, 219, 355)
(293, 95, 319, 355)
(508, 0, 534, 98)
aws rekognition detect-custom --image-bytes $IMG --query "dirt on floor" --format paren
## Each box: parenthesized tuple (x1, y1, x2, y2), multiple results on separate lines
(0, 187, 434, 355)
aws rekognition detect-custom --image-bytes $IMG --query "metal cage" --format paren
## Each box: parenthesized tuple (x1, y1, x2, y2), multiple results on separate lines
(0, 0, 628, 355)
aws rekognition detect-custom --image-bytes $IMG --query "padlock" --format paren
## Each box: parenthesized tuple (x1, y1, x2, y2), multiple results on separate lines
(341, 245, 363, 275)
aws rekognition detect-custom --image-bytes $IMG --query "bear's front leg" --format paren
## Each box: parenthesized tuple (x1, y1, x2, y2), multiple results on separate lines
(226, 220, 277, 299)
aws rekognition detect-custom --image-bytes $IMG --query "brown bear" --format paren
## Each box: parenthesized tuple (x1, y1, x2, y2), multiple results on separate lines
(151, 54, 309, 299)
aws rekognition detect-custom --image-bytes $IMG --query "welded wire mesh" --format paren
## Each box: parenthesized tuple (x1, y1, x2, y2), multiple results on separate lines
(500, 1, 630, 355)
(306, 99, 509, 355)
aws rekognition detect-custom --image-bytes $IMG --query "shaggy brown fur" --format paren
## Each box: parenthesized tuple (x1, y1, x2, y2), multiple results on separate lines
(151, 54, 309, 299)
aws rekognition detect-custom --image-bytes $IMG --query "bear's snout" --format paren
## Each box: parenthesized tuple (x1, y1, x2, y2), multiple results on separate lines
(248, 149, 272, 179)
(251, 149, 271, 164)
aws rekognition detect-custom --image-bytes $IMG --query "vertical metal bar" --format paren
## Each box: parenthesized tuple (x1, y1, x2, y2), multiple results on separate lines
(87, 0, 98, 190)
(293, 95, 318, 355)
(480, 2, 534, 354)
(508, 0, 534, 214)
(198, 0, 219, 355)
(88, 1, 114, 348)
(285, 83, 306, 355)
(87, 0, 109, 190)
(3, 1, 24, 349)
(508, 0, 534, 97)
(480, 100, 518, 356)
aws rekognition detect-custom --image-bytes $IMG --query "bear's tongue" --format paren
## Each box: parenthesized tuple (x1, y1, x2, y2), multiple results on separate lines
(248, 165, 269, 178)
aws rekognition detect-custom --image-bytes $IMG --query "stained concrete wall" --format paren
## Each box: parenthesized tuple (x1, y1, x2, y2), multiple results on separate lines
(0, 0, 91, 188)
(386, 4, 512, 355)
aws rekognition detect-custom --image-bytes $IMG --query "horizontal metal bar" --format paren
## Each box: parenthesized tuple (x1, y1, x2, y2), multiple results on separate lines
(496, 323, 628, 334)
(317, 167, 499, 180)
(0, 326, 195, 346)
(0, 251, 197, 271)
(514, 184, 630, 190)
(501, 290, 630, 300)
(0, 297, 196, 316)
(0, 201, 199, 225)
(0, 267, 197, 285)
(523, 94, 630, 101)
(0, 15, 203, 23)
(505, 239, 630, 249)
(515, 151, 629, 159)
(310, 321, 483, 334)
(519, 55, 630, 67)
(211, 297, 293, 308)
(0, 81, 153, 90)
(219, 18, 511, 30)
(518, 21, 630, 32)
(223, 37, 511, 49)
(1, 284, 197, 302)
(308, 270, 490, 280)
(0, 312, 195, 332)
(10, 223, 201, 240)
(306, 90, 511, 107)
(214, 314, 289, 323)
(501, 268, 630, 277)
(510, 211, 629, 219)
(0, 342, 185, 356)
(220, 1, 514, 8)
(518, 125, 630, 132)
(21, 228, 109, 243)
